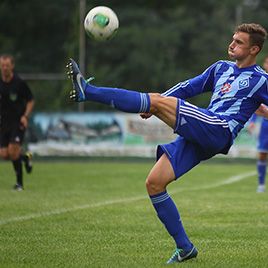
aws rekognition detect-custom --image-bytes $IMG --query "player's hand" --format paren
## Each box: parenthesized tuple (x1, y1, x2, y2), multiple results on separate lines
(140, 113, 152, 119)
(256, 103, 268, 118)
(20, 115, 28, 129)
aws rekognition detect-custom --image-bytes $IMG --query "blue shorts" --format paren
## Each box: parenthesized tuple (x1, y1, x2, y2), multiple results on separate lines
(157, 99, 233, 179)
(258, 118, 268, 152)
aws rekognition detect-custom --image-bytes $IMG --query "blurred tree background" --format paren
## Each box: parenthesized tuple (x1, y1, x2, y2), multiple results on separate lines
(0, 0, 268, 111)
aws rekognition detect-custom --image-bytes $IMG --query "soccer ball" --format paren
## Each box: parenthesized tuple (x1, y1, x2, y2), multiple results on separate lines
(84, 6, 119, 41)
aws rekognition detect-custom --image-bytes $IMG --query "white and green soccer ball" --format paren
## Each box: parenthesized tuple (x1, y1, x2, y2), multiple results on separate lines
(84, 6, 119, 41)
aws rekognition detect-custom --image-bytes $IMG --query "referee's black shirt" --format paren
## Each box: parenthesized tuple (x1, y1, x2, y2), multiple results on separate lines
(0, 74, 33, 128)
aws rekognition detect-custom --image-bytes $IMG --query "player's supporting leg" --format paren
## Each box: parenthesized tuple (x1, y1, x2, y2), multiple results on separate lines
(257, 152, 266, 193)
(146, 154, 197, 264)
(8, 143, 23, 190)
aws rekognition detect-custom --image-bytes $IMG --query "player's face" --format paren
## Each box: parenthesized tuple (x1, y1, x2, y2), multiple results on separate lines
(0, 58, 14, 77)
(228, 32, 254, 61)
(263, 57, 268, 72)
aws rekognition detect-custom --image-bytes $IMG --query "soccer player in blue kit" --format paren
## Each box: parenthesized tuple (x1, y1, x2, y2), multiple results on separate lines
(67, 23, 268, 263)
(248, 55, 268, 193)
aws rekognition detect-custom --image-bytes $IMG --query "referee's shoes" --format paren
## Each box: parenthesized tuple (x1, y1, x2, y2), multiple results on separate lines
(13, 184, 23, 191)
(24, 152, 33, 173)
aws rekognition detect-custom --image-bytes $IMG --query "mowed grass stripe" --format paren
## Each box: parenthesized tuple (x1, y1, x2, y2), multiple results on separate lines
(0, 161, 267, 268)
(0, 170, 255, 226)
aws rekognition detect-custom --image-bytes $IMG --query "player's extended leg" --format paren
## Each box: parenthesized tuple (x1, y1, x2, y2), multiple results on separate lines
(149, 93, 177, 129)
(8, 143, 23, 191)
(67, 59, 177, 128)
(257, 152, 267, 193)
(146, 153, 198, 263)
(67, 59, 151, 113)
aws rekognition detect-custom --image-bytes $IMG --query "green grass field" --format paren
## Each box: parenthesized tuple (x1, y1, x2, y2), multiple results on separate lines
(0, 159, 267, 268)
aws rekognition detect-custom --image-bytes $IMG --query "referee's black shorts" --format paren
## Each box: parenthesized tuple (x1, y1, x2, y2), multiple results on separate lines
(0, 124, 25, 147)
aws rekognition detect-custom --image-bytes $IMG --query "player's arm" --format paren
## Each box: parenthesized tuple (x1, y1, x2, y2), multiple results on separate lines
(20, 81, 35, 129)
(20, 99, 34, 129)
(140, 62, 219, 120)
(161, 61, 219, 99)
(23, 99, 34, 119)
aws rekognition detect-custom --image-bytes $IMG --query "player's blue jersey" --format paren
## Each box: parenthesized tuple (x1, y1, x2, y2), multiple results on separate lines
(162, 60, 268, 139)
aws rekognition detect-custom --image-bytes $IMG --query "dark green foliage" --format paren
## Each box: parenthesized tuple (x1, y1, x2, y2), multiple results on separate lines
(0, 0, 77, 72)
(1, 0, 268, 111)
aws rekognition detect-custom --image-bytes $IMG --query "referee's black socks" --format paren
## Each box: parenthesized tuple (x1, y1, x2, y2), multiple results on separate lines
(12, 157, 23, 187)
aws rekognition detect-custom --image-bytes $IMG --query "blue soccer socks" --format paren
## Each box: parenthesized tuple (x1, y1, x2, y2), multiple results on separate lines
(257, 160, 266, 186)
(257, 160, 266, 192)
(84, 84, 151, 113)
(67, 58, 151, 113)
(150, 191, 193, 252)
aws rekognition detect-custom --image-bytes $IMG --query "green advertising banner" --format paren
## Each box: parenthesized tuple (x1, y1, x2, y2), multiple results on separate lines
(27, 112, 260, 158)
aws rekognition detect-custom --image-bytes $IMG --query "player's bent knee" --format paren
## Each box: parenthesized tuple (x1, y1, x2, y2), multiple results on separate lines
(145, 176, 166, 195)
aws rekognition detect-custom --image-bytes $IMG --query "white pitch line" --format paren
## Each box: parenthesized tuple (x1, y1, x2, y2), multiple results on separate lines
(176, 170, 257, 192)
(0, 171, 256, 226)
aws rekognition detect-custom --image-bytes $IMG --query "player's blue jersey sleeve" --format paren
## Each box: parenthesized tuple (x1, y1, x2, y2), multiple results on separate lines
(162, 62, 219, 99)
(257, 79, 268, 106)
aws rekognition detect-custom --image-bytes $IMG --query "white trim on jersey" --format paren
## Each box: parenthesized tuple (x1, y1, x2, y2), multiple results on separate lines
(254, 66, 268, 75)
(180, 105, 229, 128)
(181, 105, 228, 123)
(139, 93, 148, 113)
(162, 80, 190, 97)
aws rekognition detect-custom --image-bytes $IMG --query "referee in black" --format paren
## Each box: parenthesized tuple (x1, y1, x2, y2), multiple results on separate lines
(0, 54, 34, 191)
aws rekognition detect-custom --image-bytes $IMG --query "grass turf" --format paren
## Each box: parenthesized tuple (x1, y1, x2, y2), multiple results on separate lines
(0, 160, 267, 267)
